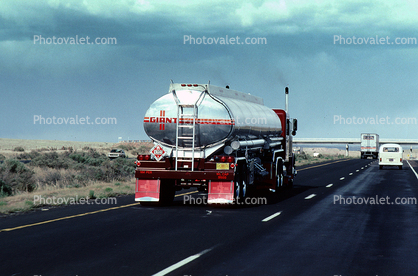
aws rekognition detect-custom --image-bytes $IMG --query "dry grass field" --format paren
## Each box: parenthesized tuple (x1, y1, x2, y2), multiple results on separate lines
(0, 138, 153, 215)
(0, 138, 115, 159)
(0, 138, 114, 150)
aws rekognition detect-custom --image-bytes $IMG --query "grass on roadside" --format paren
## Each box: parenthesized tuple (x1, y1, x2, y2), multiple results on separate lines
(0, 178, 135, 215)
(295, 152, 350, 166)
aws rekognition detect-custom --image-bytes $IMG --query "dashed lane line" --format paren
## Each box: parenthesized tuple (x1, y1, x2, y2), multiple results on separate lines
(262, 211, 282, 222)
(304, 194, 316, 200)
(152, 247, 214, 276)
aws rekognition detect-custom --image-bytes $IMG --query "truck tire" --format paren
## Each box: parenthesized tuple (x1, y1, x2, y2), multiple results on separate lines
(276, 157, 284, 190)
(140, 179, 175, 206)
(399, 166, 402, 170)
(159, 179, 175, 205)
(287, 178, 294, 188)
(233, 162, 247, 204)
(379, 165, 382, 170)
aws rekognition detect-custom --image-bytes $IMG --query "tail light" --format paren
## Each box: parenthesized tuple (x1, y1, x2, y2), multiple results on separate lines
(138, 154, 151, 161)
(380, 158, 382, 162)
(400, 158, 402, 162)
(214, 155, 234, 163)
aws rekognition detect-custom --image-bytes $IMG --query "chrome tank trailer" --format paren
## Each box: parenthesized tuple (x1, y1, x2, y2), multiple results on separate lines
(143, 82, 282, 149)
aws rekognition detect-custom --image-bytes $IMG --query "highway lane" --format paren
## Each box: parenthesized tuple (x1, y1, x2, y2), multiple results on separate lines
(185, 160, 418, 276)
(2, 158, 415, 276)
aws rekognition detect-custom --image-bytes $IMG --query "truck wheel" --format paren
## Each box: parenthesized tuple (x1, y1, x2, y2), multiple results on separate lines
(233, 179, 246, 204)
(399, 166, 402, 170)
(159, 179, 175, 205)
(276, 174, 283, 189)
(233, 162, 247, 204)
(276, 157, 284, 190)
(379, 165, 382, 170)
(141, 179, 175, 206)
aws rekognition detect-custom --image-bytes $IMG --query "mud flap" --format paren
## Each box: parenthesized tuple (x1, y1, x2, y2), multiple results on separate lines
(208, 181, 234, 204)
(135, 179, 160, 202)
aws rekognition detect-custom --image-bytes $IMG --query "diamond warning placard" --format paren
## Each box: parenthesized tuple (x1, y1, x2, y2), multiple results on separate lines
(150, 144, 165, 161)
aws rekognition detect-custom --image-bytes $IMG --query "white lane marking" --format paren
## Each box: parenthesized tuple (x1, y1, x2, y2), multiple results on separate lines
(349, 173, 353, 176)
(326, 184, 333, 188)
(152, 247, 213, 276)
(305, 194, 316, 200)
(340, 177, 345, 180)
(407, 160, 418, 180)
(356, 170, 359, 172)
(365, 165, 368, 167)
(262, 211, 282, 222)
(361, 167, 364, 170)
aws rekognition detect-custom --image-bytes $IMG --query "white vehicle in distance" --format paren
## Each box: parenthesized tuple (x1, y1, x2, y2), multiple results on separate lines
(379, 144, 403, 170)
(108, 149, 126, 159)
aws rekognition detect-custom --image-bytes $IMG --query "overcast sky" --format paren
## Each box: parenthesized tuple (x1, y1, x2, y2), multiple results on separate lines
(1, 0, 417, 142)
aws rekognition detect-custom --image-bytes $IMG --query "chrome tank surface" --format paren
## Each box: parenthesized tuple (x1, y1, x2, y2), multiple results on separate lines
(143, 83, 282, 148)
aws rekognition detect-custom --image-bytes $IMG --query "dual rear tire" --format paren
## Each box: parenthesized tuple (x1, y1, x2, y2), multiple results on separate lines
(233, 162, 247, 204)
(140, 179, 175, 206)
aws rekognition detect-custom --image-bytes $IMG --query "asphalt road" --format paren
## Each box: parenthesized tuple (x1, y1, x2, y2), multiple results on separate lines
(1, 158, 418, 276)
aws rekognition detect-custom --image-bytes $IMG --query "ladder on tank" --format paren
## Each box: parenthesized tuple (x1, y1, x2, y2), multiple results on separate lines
(173, 89, 206, 171)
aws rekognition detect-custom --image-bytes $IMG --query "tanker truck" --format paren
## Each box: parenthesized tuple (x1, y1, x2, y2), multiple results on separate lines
(135, 81, 298, 205)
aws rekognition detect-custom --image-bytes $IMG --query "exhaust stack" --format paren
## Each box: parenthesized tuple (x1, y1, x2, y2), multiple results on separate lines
(285, 87, 289, 113)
